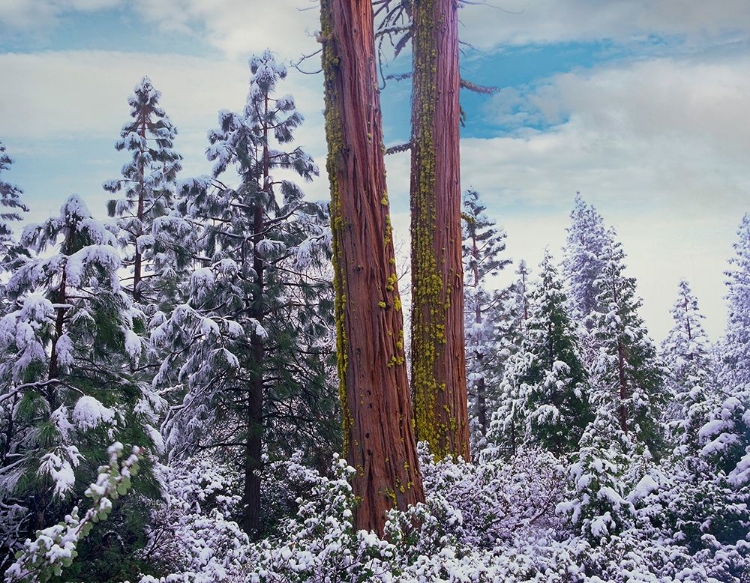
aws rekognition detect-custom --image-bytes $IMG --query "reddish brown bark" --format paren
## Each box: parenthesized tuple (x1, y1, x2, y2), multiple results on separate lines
(410, 0, 469, 460)
(320, 0, 425, 535)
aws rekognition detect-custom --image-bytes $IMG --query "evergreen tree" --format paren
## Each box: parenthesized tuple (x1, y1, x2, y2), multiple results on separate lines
(519, 250, 592, 455)
(661, 279, 714, 453)
(104, 76, 182, 304)
(156, 52, 338, 538)
(721, 214, 750, 389)
(461, 189, 510, 446)
(563, 193, 612, 326)
(702, 215, 750, 489)
(0, 141, 29, 265)
(589, 235, 665, 455)
(0, 196, 160, 568)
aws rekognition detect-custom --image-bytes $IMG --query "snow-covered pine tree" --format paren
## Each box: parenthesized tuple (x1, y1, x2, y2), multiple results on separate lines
(661, 279, 715, 453)
(461, 189, 510, 448)
(563, 193, 612, 329)
(589, 234, 665, 456)
(517, 249, 592, 456)
(0, 141, 29, 266)
(155, 51, 337, 538)
(0, 196, 161, 570)
(104, 76, 182, 305)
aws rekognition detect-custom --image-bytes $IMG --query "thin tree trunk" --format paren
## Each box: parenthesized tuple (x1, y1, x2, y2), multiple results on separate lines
(133, 114, 147, 302)
(320, 0, 425, 536)
(410, 0, 469, 460)
(242, 97, 272, 538)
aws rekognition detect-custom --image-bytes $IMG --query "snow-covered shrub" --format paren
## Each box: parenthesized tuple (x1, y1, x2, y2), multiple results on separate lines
(137, 455, 250, 583)
(251, 454, 397, 582)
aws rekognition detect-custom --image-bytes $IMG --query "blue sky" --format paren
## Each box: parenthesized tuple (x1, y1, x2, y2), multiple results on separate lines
(1, 0, 749, 341)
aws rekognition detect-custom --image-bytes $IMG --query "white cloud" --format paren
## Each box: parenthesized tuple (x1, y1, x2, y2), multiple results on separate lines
(459, 0, 750, 50)
(132, 0, 322, 60)
(463, 54, 750, 340)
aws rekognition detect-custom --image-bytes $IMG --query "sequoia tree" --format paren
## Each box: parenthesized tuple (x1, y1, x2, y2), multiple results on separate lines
(410, 0, 469, 460)
(320, 0, 424, 535)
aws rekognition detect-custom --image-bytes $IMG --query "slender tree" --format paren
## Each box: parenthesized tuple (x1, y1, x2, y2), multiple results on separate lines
(0, 141, 28, 266)
(462, 189, 509, 442)
(590, 235, 665, 454)
(320, 0, 424, 535)
(104, 77, 182, 304)
(410, 0, 469, 461)
(563, 193, 611, 327)
(155, 52, 338, 538)
(661, 279, 714, 452)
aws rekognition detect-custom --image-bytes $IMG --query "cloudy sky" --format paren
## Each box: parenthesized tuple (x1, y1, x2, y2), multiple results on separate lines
(1, 0, 749, 341)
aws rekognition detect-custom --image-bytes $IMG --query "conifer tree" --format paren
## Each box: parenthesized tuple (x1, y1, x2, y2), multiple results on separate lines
(0, 141, 29, 265)
(410, 0, 469, 460)
(104, 77, 182, 304)
(589, 235, 665, 455)
(519, 250, 592, 455)
(661, 279, 714, 452)
(320, 0, 425, 535)
(156, 52, 338, 538)
(0, 196, 159, 562)
(462, 189, 509, 443)
(702, 215, 750, 488)
(563, 193, 611, 326)
(721, 214, 750, 389)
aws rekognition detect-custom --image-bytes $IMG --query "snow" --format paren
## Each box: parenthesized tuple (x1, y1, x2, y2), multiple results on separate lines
(37, 446, 82, 498)
(125, 329, 142, 360)
(72, 396, 116, 431)
(627, 474, 659, 503)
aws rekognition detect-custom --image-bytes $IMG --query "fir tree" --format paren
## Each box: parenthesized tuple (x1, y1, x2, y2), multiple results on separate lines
(519, 249, 592, 455)
(721, 214, 750, 389)
(104, 76, 182, 304)
(661, 279, 714, 453)
(563, 193, 612, 326)
(589, 235, 665, 455)
(461, 189, 510, 446)
(0, 141, 29, 265)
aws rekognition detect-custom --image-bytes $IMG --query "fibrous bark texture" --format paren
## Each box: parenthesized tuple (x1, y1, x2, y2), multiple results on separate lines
(320, 0, 425, 536)
(410, 0, 469, 460)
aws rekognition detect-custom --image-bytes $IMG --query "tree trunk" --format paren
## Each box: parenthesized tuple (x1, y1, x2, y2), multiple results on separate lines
(320, 0, 425, 536)
(410, 0, 469, 460)
(133, 113, 147, 302)
(241, 100, 272, 538)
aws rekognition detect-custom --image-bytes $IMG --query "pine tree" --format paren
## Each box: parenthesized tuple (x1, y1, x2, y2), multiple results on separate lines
(0, 196, 160, 565)
(462, 189, 510, 445)
(104, 76, 182, 304)
(661, 279, 714, 453)
(0, 141, 29, 265)
(156, 52, 339, 538)
(589, 235, 665, 455)
(320, 0, 425, 536)
(410, 0, 469, 461)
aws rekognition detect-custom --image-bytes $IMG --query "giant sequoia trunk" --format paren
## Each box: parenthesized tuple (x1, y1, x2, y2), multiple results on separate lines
(410, 0, 469, 460)
(320, 0, 425, 535)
